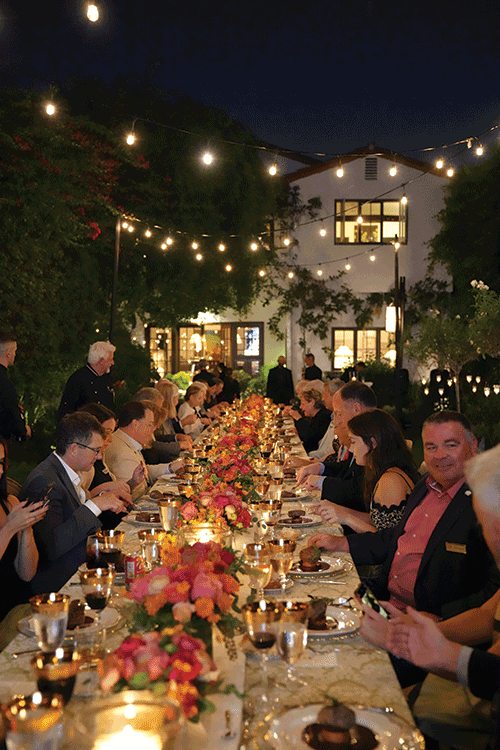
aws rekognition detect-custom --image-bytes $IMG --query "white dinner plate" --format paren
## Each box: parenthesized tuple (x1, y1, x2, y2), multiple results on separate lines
(18, 607, 120, 638)
(126, 512, 162, 527)
(253, 703, 424, 750)
(289, 556, 351, 578)
(262, 578, 294, 596)
(278, 514, 322, 528)
(307, 605, 360, 638)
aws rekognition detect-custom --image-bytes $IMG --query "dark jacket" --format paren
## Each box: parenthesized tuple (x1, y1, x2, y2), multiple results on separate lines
(348, 477, 500, 619)
(57, 364, 114, 422)
(320, 453, 366, 512)
(20, 453, 102, 594)
(266, 365, 294, 405)
(295, 406, 331, 453)
(304, 364, 323, 381)
(0, 364, 28, 440)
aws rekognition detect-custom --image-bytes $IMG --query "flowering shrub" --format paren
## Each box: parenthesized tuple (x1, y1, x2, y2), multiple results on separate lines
(100, 626, 217, 720)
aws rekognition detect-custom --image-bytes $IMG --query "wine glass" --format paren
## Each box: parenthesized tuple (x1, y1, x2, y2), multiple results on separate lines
(78, 567, 115, 630)
(276, 601, 310, 687)
(269, 538, 296, 596)
(242, 600, 282, 706)
(29, 594, 70, 653)
(242, 543, 272, 599)
(31, 647, 81, 706)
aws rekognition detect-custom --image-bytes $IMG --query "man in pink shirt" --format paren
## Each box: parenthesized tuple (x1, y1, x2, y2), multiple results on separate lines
(310, 411, 500, 685)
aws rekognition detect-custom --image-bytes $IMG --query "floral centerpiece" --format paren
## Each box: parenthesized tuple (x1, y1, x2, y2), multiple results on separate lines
(100, 627, 217, 720)
(179, 486, 252, 531)
(99, 538, 243, 721)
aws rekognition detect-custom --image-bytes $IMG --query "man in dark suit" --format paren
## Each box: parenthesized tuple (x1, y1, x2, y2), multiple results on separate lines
(266, 356, 294, 405)
(297, 381, 377, 512)
(57, 341, 116, 422)
(0, 332, 31, 441)
(21, 412, 126, 594)
(309, 411, 500, 684)
(303, 353, 322, 381)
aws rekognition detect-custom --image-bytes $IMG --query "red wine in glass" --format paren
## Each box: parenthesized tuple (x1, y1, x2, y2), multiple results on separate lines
(250, 632, 276, 650)
(85, 592, 109, 611)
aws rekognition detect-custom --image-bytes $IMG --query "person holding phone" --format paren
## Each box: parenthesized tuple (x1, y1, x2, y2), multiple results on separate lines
(0, 438, 48, 622)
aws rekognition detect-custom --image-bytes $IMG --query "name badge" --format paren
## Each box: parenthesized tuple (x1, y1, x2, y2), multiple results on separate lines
(446, 542, 467, 554)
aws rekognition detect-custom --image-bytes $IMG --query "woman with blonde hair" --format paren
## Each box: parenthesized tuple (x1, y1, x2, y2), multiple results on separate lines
(177, 383, 210, 439)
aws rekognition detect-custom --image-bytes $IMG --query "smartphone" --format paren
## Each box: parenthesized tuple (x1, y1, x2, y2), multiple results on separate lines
(354, 582, 390, 619)
(25, 483, 54, 507)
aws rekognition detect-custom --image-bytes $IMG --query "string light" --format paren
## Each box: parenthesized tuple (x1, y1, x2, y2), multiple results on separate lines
(446, 167, 454, 177)
(401, 195, 408, 205)
(269, 163, 278, 176)
(476, 145, 484, 156)
(225, 264, 232, 272)
(122, 222, 128, 229)
(250, 242, 258, 251)
(389, 164, 397, 176)
(259, 269, 266, 277)
(145, 230, 152, 238)
(86, 3, 99, 22)
(218, 243, 225, 252)
(45, 103, 56, 116)
(317, 269, 323, 276)
(166, 237, 173, 246)
(370, 254, 376, 261)
(345, 263, 351, 270)
(161, 243, 167, 250)
(283, 238, 291, 246)
(202, 151, 213, 165)
(287, 271, 294, 279)
(127, 225, 133, 233)
(356, 216, 363, 224)
(195, 253, 203, 261)
(191, 241, 199, 250)
(126, 133, 136, 145)
(319, 227, 327, 237)
(336, 166, 344, 178)
(435, 158, 444, 169)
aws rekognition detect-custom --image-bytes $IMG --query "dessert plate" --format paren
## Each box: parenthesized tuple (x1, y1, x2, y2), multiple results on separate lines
(278, 514, 322, 528)
(289, 556, 350, 577)
(307, 605, 360, 638)
(18, 607, 120, 638)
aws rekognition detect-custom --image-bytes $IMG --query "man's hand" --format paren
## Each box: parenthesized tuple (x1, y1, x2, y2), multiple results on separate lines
(176, 434, 193, 450)
(359, 601, 407, 649)
(91, 480, 132, 506)
(181, 414, 197, 427)
(387, 607, 461, 673)
(92, 492, 126, 514)
(200, 417, 211, 425)
(169, 458, 184, 474)
(288, 409, 301, 421)
(284, 456, 311, 470)
(307, 532, 349, 552)
(296, 462, 322, 486)
(129, 464, 146, 489)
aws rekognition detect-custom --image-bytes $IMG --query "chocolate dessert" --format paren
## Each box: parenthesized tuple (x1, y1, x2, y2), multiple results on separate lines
(135, 512, 161, 524)
(308, 600, 329, 630)
(67, 600, 90, 630)
(303, 702, 378, 750)
(299, 545, 322, 572)
(281, 490, 297, 499)
(288, 509, 305, 519)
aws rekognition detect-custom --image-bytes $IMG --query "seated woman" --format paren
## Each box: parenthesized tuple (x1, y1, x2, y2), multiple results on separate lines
(177, 383, 210, 440)
(154, 380, 192, 451)
(314, 409, 420, 532)
(286, 386, 331, 454)
(0, 438, 48, 622)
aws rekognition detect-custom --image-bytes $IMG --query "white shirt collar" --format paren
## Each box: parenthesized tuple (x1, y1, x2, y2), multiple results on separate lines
(116, 428, 142, 451)
(53, 451, 86, 502)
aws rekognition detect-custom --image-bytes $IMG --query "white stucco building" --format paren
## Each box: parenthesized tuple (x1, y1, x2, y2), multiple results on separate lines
(143, 145, 450, 382)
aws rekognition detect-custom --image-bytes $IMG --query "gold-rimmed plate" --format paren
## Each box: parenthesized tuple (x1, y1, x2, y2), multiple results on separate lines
(252, 703, 424, 750)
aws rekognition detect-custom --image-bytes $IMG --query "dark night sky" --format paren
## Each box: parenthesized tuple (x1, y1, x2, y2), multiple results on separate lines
(2, 0, 500, 162)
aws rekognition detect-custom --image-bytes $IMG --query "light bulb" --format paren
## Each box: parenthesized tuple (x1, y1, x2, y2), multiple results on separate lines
(370, 254, 376, 261)
(476, 375, 481, 383)
(127, 225, 133, 233)
(45, 103, 56, 116)
(356, 216, 363, 224)
(258, 269, 266, 277)
(476, 145, 484, 156)
(122, 222, 128, 229)
(472, 385, 478, 393)
(436, 158, 444, 169)
(284, 238, 291, 246)
(389, 165, 397, 176)
(317, 269, 323, 276)
(191, 241, 198, 250)
(447, 168, 454, 177)
(145, 230, 152, 238)
(401, 195, 408, 205)
(225, 264, 232, 272)
(126, 133, 136, 145)
(466, 375, 472, 383)
(87, 3, 99, 22)
(319, 228, 327, 237)
(161, 243, 167, 250)
(484, 387, 491, 397)
(394, 242, 400, 250)
(202, 152, 213, 165)
(166, 237, 173, 245)
(287, 271, 294, 279)
(218, 243, 225, 252)
(195, 253, 203, 261)
(250, 242, 258, 251)
(336, 167, 344, 178)
(345, 263, 351, 271)
(269, 164, 277, 176)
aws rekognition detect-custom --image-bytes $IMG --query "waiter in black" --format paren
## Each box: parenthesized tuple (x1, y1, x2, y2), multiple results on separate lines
(0, 332, 31, 441)
(266, 356, 294, 405)
(57, 341, 115, 422)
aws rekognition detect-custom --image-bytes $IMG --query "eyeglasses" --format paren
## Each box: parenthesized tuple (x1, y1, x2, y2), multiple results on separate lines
(74, 442, 101, 456)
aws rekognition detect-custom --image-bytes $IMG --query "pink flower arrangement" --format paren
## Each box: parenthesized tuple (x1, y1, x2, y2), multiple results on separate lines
(100, 627, 216, 720)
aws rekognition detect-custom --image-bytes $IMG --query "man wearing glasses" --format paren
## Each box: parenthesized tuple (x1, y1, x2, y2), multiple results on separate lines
(20, 412, 127, 594)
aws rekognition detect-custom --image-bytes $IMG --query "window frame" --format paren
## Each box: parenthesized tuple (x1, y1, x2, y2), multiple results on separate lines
(335, 198, 407, 245)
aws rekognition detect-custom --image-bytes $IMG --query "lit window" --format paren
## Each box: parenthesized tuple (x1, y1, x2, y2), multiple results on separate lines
(335, 199, 407, 244)
(332, 329, 395, 369)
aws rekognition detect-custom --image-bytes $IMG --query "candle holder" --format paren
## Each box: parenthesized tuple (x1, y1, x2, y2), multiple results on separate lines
(2, 691, 65, 750)
(69, 691, 183, 750)
(179, 522, 232, 547)
(31, 647, 81, 706)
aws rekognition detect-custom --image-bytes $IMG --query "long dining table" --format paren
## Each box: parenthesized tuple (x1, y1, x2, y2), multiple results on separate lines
(0, 419, 423, 750)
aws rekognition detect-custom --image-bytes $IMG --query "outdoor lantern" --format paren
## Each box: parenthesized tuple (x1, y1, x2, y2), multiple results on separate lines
(385, 306, 397, 333)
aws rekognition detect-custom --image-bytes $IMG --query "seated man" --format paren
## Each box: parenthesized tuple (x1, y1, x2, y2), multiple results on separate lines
(310, 410, 500, 686)
(296, 381, 377, 512)
(21, 412, 126, 594)
(105, 401, 182, 500)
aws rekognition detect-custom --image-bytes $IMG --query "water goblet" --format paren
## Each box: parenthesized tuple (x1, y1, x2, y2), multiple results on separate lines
(79, 567, 115, 630)
(269, 538, 296, 596)
(242, 543, 272, 599)
(242, 600, 282, 706)
(276, 601, 310, 687)
(158, 498, 179, 532)
(29, 594, 70, 653)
